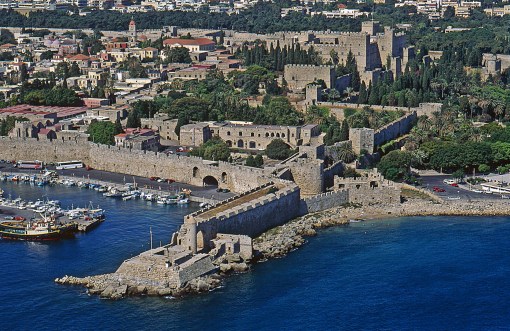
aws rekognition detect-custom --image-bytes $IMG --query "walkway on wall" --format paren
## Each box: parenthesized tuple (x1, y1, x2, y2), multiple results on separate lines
(196, 184, 276, 220)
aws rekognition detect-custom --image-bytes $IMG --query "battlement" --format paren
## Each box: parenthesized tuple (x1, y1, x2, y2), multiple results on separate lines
(284, 64, 334, 69)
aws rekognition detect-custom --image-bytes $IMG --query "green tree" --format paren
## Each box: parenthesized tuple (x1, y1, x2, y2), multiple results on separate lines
(478, 164, 490, 174)
(126, 111, 141, 128)
(254, 154, 263, 167)
(452, 169, 465, 182)
(266, 139, 293, 160)
(378, 150, 413, 181)
(163, 46, 192, 63)
(191, 137, 230, 161)
(86, 121, 121, 145)
(245, 155, 256, 167)
(40, 50, 54, 60)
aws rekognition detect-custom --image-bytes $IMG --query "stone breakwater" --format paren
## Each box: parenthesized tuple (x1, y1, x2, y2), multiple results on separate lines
(55, 273, 224, 299)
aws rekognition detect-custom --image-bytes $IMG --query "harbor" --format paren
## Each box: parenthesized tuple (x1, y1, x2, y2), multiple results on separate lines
(0, 192, 105, 238)
(0, 168, 216, 240)
(0, 169, 224, 207)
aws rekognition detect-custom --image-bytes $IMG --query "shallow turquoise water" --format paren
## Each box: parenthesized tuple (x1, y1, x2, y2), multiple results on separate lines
(1, 182, 510, 330)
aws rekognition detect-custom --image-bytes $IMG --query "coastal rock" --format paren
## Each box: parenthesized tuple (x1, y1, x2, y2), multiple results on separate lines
(197, 280, 209, 292)
(219, 263, 233, 273)
(232, 262, 249, 272)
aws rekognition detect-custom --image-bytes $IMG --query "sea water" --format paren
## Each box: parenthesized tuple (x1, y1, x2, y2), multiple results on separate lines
(1, 182, 510, 330)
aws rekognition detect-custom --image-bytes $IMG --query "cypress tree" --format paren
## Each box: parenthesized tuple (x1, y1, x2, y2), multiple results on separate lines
(358, 82, 368, 104)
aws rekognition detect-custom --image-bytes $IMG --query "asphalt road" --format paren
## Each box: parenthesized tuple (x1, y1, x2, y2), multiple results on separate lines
(0, 163, 235, 201)
(418, 174, 505, 201)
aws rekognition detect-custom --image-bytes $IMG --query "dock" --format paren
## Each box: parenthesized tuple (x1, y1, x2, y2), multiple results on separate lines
(0, 203, 103, 233)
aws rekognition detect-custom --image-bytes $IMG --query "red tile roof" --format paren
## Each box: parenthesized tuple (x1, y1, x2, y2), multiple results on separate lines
(68, 54, 90, 61)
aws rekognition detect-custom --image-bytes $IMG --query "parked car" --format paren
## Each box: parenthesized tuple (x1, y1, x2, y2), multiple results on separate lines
(149, 176, 160, 181)
(166, 179, 175, 184)
(433, 186, 445, 192)
(443, 179, 455, 185)
(450, 183, 459, 187)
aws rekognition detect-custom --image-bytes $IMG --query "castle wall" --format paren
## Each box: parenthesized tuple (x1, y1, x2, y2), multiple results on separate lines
(284, 64, 335, 90)
(373, 111, 417, 146)
(0, 137, 91, 164)
(186, 185, 302, 250)
(300, 190, 348, 214)
(0, 137, 268, 192)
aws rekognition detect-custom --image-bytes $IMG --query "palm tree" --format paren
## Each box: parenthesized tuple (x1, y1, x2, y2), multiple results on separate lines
(494, 103, 505, 121)
(334, 143, 356, 163)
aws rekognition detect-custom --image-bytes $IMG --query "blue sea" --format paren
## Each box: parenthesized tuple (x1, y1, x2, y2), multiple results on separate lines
(1, 181, 510, 330)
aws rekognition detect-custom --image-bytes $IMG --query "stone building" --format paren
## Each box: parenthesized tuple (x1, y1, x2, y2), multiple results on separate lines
(179, 121, 320, 150)
(179, 123, 212, 147)
(349, 128, 374, 154)
(333, 168, 400, 205)
(141, 114, 179, 141)
(114, 128, 160, 152)
(284, 64, 335, 90)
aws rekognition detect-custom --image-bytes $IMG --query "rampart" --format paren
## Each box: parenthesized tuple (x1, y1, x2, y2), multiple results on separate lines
(0, 137, 269, 192)
(301, 190, 348, 214)
(284, 64, 335, 90)
(179, 183, 302, 252)
(373, 111, 417, 147)
(301, 169, 400, 213)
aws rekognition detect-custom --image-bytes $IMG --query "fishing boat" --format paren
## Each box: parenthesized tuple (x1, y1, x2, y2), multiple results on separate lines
(0, 217, 77, 241)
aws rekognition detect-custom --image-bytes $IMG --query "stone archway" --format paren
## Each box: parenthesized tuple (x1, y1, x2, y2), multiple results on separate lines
(237, 140, 244, 148)
(193, 166, 199, 177)
(203, 175, 219, 187)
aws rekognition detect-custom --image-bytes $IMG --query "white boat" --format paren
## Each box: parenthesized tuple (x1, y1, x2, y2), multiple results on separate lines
(156, 196, 168, 204)
(122, 194, 134, 201)
(177, 198, 189, 205)
(143, 193, 156, 202)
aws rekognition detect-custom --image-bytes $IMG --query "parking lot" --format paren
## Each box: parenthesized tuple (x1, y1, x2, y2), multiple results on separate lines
(418, 174, 506, 201)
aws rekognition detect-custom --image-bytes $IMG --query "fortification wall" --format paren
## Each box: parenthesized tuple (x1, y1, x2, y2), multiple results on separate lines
(373, 111, 417, 146)
(284, 64, 335, 90)
(300, 190, 348, 214)
(193, 185, 301, 250)
(0, 137, 91, 163)
(0, 137, 267, 192)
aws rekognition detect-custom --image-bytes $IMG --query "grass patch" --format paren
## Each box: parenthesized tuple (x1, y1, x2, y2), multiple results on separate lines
(401, 188, 434, 201)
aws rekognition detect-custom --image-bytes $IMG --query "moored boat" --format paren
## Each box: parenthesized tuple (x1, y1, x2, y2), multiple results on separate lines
(0, 219, 77, 241)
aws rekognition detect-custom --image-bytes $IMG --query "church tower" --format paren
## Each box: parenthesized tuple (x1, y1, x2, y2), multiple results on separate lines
(129, 18, 137, 43)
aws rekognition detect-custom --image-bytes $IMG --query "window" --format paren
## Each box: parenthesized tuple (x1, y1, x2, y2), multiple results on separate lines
(227, 131, 231, 136)
(239, 132, 242, 136)
(251, 132, 254, 137)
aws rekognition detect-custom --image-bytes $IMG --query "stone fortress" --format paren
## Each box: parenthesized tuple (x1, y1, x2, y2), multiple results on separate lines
(0, 99, 430, 297)
(278, 21, 415, 91)
(179, 121, 321, 150)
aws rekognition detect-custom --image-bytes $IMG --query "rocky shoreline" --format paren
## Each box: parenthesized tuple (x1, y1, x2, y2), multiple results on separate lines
(56, 197, 510, 300)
